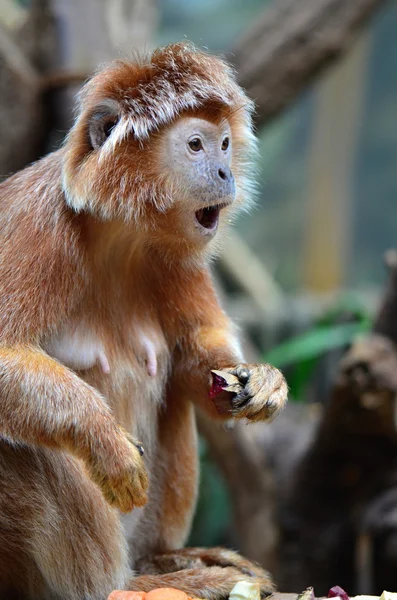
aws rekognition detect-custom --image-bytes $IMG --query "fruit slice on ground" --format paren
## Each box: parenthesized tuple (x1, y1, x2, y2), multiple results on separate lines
(380, 593, 397, 600)
(229, 580, 261, 600)
(146, 588, 189, 600)
(328, 587, 349, 600)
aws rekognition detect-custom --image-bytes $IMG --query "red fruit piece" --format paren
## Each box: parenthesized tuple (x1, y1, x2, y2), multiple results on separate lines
(209, 372, 227, 398)
(328, 586, 350, 600)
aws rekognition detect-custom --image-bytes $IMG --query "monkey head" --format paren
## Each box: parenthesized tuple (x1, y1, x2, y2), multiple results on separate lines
(156, 115, 235, 242)
(62, 43, 257, 251)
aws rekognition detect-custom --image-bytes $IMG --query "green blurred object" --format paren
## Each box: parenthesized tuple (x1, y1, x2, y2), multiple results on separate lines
(264, 321, 369, 367)
(263, 298, 372, 400)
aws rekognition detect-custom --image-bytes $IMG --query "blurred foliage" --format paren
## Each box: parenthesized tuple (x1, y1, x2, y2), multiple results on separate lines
(264, 297, 372, 400)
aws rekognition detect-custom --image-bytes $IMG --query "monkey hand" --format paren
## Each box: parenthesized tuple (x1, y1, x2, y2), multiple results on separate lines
(86, 426, 149, 513)
(210, 363, 288, 422)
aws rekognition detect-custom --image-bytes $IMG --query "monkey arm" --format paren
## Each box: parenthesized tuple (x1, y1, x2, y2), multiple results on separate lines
(167, 269, 244, 421)
(169, 269, 287, 422)
(173, 318, 243, 421)
(0, 344, 114, 445)
(174, 318, 287, 422)
(0, 344, 149, 511)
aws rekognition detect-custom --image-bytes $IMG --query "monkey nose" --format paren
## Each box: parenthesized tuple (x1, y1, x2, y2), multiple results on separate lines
(217, 167, 233, 183)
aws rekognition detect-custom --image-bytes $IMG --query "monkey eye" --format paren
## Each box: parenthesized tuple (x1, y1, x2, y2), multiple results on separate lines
(188, 138, 203, 152)
(103, 118, 117, 138)
(221, 137, 229, 151)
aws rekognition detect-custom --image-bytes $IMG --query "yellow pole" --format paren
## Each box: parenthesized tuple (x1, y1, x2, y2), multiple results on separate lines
(303, 33, 370, 292)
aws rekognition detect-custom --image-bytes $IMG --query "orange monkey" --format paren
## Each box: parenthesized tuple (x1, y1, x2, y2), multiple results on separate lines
(0, 43, 287, 599)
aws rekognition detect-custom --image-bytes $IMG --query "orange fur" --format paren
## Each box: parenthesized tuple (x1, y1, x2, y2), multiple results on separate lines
(0, 43, 286, 599)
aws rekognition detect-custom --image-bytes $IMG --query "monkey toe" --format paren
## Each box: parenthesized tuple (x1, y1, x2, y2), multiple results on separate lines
(109, 463, 149, 512)
(145, 548, 275, 597)
(128, 565, 274, 600)
(183, 547, 273, 584)
(88, 430, 149, 512)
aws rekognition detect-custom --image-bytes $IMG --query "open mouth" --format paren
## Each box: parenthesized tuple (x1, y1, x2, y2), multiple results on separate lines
(195, 204, 225, 230)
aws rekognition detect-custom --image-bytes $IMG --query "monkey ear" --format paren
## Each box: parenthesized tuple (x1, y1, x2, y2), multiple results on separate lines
(88, 103, 120, 150)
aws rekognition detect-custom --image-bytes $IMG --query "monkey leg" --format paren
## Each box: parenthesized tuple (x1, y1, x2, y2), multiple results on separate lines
(130, 548, 274, 599)
(0, 440, 130, 600)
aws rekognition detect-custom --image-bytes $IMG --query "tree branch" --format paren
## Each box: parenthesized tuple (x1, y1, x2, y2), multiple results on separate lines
(233, 0, 389, 127)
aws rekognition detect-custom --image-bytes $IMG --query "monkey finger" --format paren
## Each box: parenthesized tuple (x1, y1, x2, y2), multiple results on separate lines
(138, 469, 149, 491)
(101, 485, 118, 508)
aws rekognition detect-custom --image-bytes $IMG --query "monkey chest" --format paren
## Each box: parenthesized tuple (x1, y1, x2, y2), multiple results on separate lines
(44, 320, 171, 429)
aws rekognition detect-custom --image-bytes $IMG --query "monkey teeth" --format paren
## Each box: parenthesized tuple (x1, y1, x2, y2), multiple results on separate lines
(195, 205, 223, 230)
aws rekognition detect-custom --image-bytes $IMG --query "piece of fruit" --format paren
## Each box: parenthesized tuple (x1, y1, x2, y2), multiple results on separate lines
(380, 592, 397, 600)
(146, 588, 189, 600)
(297, 588, 315, 600)
(209, 370, 240, 398)
(328, 586, 350, 600)
(229, 580, 261, 600)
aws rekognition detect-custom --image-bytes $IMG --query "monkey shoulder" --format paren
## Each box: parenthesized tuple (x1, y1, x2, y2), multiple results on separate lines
(0, 151, 86, 344)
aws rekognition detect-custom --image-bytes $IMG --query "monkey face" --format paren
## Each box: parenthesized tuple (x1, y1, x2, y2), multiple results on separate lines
(62, 45, 257, 253)
(63, 107, 251, 250)
(157, 117, 236, 241)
